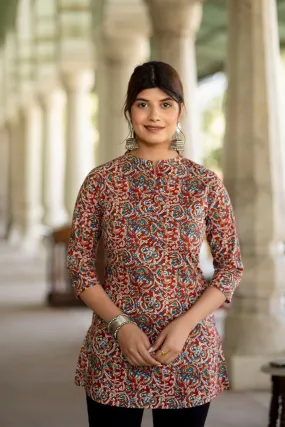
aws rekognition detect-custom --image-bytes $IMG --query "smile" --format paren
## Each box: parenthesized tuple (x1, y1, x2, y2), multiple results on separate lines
(144, 126, 165, 133)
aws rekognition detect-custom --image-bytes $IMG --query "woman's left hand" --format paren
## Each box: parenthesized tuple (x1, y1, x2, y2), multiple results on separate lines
(149, 315, 197, 365)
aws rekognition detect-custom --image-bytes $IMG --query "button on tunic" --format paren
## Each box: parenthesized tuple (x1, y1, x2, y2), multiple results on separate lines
(67, 152, 243, 409)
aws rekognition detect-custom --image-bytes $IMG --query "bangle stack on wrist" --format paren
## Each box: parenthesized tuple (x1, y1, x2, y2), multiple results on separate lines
(107, 314, 135, 339)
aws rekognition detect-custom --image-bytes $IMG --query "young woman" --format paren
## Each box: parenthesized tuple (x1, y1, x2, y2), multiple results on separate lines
(67, 61, 243, 427)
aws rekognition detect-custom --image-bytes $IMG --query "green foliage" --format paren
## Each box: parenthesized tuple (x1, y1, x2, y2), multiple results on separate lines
(202, 92, 226, 174)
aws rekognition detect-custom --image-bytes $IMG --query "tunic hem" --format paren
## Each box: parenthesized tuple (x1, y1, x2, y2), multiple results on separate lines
(78, 380, 229, 410)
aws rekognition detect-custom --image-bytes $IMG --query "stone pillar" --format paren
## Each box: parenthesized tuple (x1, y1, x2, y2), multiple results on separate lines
(144, 0, 203, 162)
(41, 90, 68, 228)
(7, 113, 22, 245)
(20, 102, 44, 250)
(6, 103, 44, 252)
(3, 32, 19, 244)
(0, 126, 10, 238)
(63, 70, 94, 219)
(0, 47, 9, 239)
(223, 0, 285, 390)
(97, 34, 149, 165)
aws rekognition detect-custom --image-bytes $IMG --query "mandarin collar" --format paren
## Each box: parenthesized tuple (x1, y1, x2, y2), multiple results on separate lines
(123, 151, 183, 169)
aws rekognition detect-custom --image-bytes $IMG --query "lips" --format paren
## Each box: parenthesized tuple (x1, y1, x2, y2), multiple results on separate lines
(144, 126, 165, 132)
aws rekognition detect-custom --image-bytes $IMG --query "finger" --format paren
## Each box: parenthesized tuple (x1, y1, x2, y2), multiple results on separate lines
(155, 349, 175, 365)
(161, 355, 176, 365)
(136, 354, 151, 366)
(129, 350, 150, 367)
(141, 334, 152, 350)
(140, 332, 155, 354)
(151, 333, 166, 352)
(140, 334, 161, 365)
(125, 350, 145, 366)
(138, 347, 162, 367)
(126, 356, 139, 366)
(162, 352, 180, 365)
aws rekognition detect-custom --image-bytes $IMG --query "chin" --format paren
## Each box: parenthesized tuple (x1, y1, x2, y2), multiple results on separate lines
(139, 134, 170, 146)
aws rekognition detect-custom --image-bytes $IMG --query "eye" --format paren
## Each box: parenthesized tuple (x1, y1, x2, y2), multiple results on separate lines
(162, 102, 172, 108)
(138, 102, 148, 108)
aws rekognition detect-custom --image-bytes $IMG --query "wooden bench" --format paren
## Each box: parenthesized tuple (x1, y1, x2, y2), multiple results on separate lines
(261, 363, 285, 427)
(45, 226, 105, 307)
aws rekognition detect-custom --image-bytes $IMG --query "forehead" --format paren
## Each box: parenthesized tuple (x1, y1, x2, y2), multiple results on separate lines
(136, 88, 171, 100)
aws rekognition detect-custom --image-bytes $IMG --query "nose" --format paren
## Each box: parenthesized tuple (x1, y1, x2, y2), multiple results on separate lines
(148, 106, 161, 122)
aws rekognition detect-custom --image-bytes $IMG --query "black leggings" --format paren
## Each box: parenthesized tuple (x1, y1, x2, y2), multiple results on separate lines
(86, 394, 210, 427)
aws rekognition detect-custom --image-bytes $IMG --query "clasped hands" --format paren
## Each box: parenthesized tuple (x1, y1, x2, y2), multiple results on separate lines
(117, 314, 196, 367)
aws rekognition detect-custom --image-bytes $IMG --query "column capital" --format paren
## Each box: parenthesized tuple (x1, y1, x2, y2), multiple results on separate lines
(5, 107, 20, 126)
(39, 87, 66, 110)
(144, 0, 203, 36)
(101, 32, 150, 64)
(61, 70, 94, 94)
(19, 95, 40, 117)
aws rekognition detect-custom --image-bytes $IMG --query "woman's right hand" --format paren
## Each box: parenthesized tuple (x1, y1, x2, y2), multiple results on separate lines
(117, 323, 162, 367)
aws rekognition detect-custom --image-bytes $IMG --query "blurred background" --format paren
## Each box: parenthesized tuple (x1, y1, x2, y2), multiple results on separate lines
(1, 0, 285, 426)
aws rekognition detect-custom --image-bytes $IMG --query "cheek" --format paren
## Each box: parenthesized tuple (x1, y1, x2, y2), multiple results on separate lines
(131, 108, 147, 126)
(165, 111, 179, 131)
(169, 108, 180, 121)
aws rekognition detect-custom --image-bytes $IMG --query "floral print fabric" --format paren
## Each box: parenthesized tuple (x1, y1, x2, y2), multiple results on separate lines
(67, 152, 243, 409)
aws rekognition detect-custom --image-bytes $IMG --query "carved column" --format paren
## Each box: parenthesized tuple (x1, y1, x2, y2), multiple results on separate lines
(97, 33, 149, 164)
(145, 0, 203, 162)
(223, 0, 285, 390)
(41, 90, 68, 228)
(63, 71, 94, 218)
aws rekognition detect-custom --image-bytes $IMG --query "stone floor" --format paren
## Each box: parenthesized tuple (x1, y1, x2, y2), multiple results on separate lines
(0, 242, 271, 427)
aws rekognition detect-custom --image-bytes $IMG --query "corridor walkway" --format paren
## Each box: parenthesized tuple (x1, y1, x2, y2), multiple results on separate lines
(0, 242, 270, 427)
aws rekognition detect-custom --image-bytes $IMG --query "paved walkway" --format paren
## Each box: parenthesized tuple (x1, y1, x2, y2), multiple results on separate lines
(0, 242, 270, 427)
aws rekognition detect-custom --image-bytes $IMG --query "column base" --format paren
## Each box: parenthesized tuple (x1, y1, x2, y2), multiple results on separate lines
(21, 231, 46, 256)
(8, 225, 22, 247)
(228, 354, 282, 391)
(42, 209, 69, 229)
(0, 218, 9, 239)
(8, 222, 48, 256)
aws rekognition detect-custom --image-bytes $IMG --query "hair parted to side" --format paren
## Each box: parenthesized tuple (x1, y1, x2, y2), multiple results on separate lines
(124, 61, 184, 125)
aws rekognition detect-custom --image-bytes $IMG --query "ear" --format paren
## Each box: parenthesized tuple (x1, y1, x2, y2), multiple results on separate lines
(178, 103, 184, 122)
(127, 115, 133, 129)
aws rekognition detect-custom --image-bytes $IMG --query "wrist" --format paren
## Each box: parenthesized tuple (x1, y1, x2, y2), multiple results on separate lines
(107, 313, 136, 339)
(180, 310, 199, 331)
(116, 322, 136, 339)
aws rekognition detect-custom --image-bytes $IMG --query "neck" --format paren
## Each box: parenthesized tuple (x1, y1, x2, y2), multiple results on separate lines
(129, 143, 178, 162)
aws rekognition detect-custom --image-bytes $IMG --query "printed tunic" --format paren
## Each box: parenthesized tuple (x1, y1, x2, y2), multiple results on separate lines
(67, 152, 243, 409)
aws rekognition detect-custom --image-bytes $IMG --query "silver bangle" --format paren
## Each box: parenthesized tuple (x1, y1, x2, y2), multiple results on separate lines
(107, 314, 129, 332)
(107, 314, 135, 339)
(113, 320, 135, 340)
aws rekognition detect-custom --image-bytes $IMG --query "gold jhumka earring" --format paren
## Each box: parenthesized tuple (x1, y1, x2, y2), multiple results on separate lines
(125, 124, 138, 151)
(170, 122, 185, 153)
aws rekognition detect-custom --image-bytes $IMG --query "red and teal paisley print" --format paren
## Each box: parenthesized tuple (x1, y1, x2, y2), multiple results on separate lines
(67, 152, 243, 409)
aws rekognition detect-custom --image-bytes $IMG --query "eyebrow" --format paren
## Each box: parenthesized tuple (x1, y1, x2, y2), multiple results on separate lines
(135, 97, 173, 102)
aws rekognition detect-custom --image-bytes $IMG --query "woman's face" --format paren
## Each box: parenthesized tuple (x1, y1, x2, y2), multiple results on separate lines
(130, 88, 183, 148)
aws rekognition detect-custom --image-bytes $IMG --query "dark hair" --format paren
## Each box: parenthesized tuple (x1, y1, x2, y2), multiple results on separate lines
(124, 61, 184, 124)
